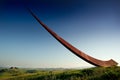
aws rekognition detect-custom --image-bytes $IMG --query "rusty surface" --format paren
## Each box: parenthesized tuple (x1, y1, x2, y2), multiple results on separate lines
(28, 9, 118, 67)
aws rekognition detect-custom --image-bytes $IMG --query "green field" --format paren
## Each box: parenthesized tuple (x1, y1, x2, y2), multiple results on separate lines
(0, 66, 120, 80)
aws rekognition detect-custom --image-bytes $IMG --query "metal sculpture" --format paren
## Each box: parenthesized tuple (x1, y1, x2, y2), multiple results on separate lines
(28, 9, 118, 67)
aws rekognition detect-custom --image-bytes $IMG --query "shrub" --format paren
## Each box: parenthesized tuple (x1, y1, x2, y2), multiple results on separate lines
(26, 70, 38, 73)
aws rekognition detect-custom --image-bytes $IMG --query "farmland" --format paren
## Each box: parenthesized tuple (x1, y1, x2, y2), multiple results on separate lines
(0, 66, 120, 80)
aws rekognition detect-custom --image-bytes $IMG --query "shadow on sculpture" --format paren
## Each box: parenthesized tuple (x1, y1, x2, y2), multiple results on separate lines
(28, 9, 118, 67)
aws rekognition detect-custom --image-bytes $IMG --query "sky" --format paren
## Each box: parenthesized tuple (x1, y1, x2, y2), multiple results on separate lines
(0, 0, 120, 68)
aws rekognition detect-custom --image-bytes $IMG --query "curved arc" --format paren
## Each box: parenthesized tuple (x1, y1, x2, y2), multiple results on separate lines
(28, 9, 118, 67)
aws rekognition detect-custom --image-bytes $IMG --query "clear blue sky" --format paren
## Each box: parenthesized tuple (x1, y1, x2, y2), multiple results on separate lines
(0, 0, 120, 68)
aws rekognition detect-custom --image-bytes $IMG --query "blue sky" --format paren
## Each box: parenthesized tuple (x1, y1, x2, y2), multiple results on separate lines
(0, 0, 120, 68)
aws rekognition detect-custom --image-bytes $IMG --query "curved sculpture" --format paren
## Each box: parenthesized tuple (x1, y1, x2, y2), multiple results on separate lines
(28, 9, 118, 67)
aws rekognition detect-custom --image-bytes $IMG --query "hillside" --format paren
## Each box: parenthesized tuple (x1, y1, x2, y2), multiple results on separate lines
(0, 66, 120, 80)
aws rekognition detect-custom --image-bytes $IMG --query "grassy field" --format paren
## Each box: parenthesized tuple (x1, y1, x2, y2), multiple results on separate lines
(0, 66, 120, 80)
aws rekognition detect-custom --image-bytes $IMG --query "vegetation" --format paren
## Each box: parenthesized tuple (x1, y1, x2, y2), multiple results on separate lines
(0, 66, 120, 80)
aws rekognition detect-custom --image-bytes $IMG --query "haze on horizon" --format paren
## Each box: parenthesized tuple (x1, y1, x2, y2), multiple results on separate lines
(0, 0, 120, 68)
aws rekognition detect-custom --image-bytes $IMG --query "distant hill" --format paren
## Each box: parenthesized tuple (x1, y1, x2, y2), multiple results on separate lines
(0, 66, 120, 80)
